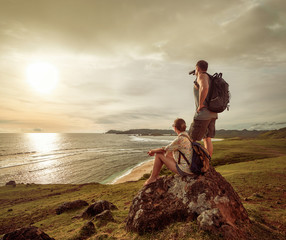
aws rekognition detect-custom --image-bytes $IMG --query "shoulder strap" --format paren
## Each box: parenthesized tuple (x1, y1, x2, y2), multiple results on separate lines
(178, 150, 191, 166)
(194, 79, 199, 89)
(178, 134, 192, 166)
(205, 73, 214, 105)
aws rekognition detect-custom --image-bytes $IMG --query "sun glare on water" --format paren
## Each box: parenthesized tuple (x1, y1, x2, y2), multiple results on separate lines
(26, 62, 59, 94)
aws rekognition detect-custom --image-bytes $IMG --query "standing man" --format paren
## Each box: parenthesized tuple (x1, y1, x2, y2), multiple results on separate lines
(188, 60, 217, 157)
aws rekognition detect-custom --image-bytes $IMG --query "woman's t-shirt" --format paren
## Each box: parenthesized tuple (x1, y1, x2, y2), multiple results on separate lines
(163, 131, 192, 174)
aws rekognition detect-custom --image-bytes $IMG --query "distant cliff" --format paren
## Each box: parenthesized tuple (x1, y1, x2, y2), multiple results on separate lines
(106, 128, 270, 138)
(106, 129, 175, 136)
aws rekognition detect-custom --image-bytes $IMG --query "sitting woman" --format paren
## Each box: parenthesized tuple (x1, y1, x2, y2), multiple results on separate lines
(144, 118, 193, 186)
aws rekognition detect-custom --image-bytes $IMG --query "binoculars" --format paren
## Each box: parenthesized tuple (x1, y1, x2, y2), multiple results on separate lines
(189, 70, 195, 75)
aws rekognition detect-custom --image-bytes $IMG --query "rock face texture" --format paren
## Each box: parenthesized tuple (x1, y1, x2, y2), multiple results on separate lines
(126, 167, 251, 239)
(3, 226, 54, 240)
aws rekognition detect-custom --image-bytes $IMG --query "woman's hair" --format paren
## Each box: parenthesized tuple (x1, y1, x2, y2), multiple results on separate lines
(173, 118, 186, 132)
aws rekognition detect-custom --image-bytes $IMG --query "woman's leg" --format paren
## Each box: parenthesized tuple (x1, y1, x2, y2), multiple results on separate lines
(144, 153, 178, 185)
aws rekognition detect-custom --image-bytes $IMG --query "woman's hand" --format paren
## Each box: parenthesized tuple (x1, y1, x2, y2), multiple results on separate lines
(147, 150, 155, 156)
(147, 148, 165, 156)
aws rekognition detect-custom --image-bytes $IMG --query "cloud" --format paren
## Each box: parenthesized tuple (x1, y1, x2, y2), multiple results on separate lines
(0, 120, 20, 124)
(1, 0, 284, 65)
(0, 0, 286, 132)
(94, 107, 180, 130)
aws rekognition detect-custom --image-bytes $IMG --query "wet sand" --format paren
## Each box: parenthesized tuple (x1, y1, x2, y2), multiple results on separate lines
(113, 160, 154, 184)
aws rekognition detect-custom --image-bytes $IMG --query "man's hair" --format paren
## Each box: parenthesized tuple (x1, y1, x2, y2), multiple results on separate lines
(174, 118, 186, 132)
(196, 60, 208, 72)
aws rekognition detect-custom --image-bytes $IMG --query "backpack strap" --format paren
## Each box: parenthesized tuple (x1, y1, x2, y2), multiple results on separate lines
(178, 150, 191, 166)
(194, 79, 199, 89)
(177, 134, 192, 166)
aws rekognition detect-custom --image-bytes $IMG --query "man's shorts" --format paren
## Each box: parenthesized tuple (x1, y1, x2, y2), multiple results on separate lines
(188, 118, 216, 141)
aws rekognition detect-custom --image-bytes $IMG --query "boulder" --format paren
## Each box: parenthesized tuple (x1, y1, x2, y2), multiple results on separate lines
(94, 210, 115, 228)
(79, 221, 96, 238)
(5, 181, 16, 187)
(95, 210, 114, 222)
(3, 226, 54, 240)
(126, 166, 251, 239)
(56, 200, 88, 215)
(81, 200, 118, 219)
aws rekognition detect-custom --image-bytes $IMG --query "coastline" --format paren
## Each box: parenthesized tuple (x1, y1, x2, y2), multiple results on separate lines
(111, 139, 224, 184)
(112, 159, 154, 184)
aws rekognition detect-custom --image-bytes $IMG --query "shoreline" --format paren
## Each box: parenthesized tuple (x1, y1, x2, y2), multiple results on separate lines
(111, 138, 224, 184)
(112, 159, 154, 184)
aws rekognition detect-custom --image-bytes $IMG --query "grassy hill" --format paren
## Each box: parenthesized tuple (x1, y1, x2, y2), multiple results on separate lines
(106, 129, 175, 135)
(215, 129, 266, 139)
(106, 127, 286, 139)
(106, 128, 284, 138)
(0, 138, 286, 239)
(258, 127, 286, 139)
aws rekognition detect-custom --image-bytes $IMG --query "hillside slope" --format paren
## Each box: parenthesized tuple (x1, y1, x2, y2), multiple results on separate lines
(258, 127, 286, 139)
(1, 139, 286, 240)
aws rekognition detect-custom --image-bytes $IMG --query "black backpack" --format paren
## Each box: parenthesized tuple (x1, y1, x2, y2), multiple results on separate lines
(178, 136, 211, 175)
(206, 73, 230, 113)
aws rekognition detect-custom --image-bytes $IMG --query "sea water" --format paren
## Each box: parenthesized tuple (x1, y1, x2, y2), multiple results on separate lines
(0, 133, 174, 186)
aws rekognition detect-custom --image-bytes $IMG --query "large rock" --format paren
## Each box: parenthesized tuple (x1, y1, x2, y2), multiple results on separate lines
(56, 200, 89, 215)
(79, 221, 96, 238)
(81, 200, 118, 219)
(3, 226, 54, 240)
(95, 210, 114, 222)
(126, 167, 251, 239)
(5, 181, 16, 187)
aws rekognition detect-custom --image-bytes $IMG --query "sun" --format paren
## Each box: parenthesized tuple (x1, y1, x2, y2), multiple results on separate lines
(26, 62, 59, 94)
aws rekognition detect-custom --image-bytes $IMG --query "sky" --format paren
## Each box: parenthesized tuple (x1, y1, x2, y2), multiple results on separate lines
(0, 0, 286, 133)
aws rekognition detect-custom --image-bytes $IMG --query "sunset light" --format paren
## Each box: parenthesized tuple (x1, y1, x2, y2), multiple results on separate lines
(0, 2, 285, 238)
(26, 62, 59, 94)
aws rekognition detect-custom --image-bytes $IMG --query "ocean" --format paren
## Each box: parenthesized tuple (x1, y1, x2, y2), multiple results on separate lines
(0, 133, 174, 186)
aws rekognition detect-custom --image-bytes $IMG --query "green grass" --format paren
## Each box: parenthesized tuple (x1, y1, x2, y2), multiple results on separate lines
(211, 138, 286, 166)
(0, 138, 286, 239)
(216, 156, 286, 232)
(0, 182, 143, 240)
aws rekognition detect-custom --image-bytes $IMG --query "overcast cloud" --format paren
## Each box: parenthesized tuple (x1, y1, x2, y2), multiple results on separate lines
(0, 0, 286, 132)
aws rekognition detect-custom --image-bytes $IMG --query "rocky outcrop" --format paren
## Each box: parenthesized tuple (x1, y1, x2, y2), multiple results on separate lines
(5, 181, 16, 187)
(95, 210, 114, 222)
(94, 210, 115, 227)
(81, 200, 118, 219)
(56, 200, 89, 215)
(3, 226, 54, 240)
(79, 221, 96, 239)
(126, 167, 251, 239)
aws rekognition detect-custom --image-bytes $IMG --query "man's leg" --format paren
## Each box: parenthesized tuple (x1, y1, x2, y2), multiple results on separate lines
(188, 119, 211, 142)
(144, 153, 178, 185)
(203, 137, 213, 157)
(203, 118, 216, 157)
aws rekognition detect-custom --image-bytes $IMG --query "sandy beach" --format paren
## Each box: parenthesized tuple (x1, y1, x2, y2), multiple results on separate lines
(113, 160, 154, 184)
